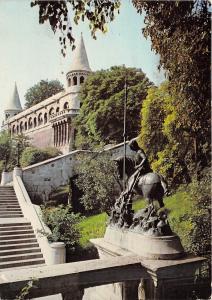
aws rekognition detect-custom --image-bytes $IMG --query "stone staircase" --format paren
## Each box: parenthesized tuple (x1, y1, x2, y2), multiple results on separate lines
(0, 186, 45, 270)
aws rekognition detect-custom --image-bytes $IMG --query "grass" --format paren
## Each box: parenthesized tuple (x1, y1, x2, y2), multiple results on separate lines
(79, 189, 194, 248)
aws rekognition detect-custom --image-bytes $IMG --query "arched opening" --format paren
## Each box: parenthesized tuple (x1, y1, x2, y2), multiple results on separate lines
(80, 76, 85, 84)
(49, 107, 54, 116)
(12, 125, 16, 134)
(38, 113, 43, 125)
(24, 121, 27, 131)
(64, 102, 69, 109)
(34, 117, 37, 128)
(16, 125, 19, 134)
(28, 117, 32, 129)
(44, 113, 48, 124)
(68, 78, 71, 87)
(20, 122, 23, 133)
(73, 76, 77, 86)
(56, 107, 60, 113)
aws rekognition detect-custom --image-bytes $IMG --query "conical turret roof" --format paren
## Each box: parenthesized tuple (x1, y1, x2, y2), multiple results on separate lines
(69, 34, 91, 72)
(6, 83, 22, 111)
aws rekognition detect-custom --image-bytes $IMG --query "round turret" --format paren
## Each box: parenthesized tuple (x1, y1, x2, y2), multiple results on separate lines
(4, 83, 22, 122)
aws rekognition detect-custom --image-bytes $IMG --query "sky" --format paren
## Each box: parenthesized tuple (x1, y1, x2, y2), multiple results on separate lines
(0, 0, 165, 125)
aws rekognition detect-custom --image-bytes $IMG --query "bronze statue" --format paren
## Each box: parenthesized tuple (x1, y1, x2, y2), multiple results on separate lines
(110, 139, 172, 236)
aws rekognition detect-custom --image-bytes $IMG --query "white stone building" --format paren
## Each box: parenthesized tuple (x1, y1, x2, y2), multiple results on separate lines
(1, 35, 91, 154)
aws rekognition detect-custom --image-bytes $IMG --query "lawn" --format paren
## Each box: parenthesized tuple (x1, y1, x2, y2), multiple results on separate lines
(79, 189, 193, 248)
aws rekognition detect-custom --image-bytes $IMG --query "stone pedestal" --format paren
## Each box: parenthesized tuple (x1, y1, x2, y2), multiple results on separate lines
(50, 242, 66, 264)
(1, 170, 12, 185)
(85, 226, 205, 300)
(13, 166, 22, 178)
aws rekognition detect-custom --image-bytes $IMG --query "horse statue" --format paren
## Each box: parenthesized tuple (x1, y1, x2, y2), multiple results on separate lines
(109, 139, 171, 235)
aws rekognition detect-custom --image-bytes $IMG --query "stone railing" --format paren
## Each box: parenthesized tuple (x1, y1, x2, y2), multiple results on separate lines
(49, 108, 79, 122)
(13, 169, 65, 265)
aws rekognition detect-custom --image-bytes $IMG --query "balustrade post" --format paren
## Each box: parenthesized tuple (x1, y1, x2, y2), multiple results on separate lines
(62, 287, 84, 300)
(122, 280, 140, 300)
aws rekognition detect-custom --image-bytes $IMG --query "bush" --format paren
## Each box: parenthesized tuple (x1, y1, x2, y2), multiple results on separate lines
(20, 147, 61, 167)
(41, 205, 82, 251)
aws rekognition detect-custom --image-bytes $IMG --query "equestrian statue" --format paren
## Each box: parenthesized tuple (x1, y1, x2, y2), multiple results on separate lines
(109, 139, 172, 236)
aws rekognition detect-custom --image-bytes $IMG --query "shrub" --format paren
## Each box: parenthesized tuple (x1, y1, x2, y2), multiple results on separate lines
(20, 147, 61, 167)
(41, 205, 82, 251)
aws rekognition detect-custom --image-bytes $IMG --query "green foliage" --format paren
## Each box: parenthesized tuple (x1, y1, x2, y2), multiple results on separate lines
(20, 147, 61, 167)
(24, 79, 64, 108)
(15, 278, 38, 300)
(31, 0, 120, 56)
(75, 152, 120, 214)
(0, 132, 30, 171)
(134, 0, 211, 172)
(41, 205, 82, 250)
(75, 66, 152, 149)
(139, 82, 198, 188)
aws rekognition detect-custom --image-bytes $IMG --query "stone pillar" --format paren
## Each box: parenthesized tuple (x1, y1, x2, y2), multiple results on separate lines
(64, 121, 67, 144)
(50, 242, 66, 264)
(1, 171, 10, 186)
(13, 167, 22, 178)
(58, 123, 62, 146)
(61, 122, 64, 145)
(122, 280, 140, 300)
(62, 287, 84, 300)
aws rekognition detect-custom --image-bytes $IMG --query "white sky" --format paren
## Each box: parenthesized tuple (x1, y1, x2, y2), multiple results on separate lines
(0, 0, 165, 125)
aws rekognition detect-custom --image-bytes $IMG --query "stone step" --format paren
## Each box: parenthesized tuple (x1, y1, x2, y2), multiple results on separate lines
(0, 201, 19, 204)
(1, 234, 36, 240)
(0, 195, 17, 198)
(0, 258, 45, 269)
(0, 222, 31, 227)
(0, 215, 24, 218)
(0, 242, 39, 251)
(0, 252, 43, 262)
(0, 238, 37, 245)
(0, 229, 34, 236)
(0, 247, 41, 256)
(0, 203, 20, 209)
(0, 208, 22, 212)
(0, 225, 32, 231)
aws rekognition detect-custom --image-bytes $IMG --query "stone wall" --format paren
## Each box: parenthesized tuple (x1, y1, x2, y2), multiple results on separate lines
(21, 141, 134, 202)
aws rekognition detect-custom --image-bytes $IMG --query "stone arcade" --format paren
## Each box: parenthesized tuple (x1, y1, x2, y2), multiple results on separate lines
(1, 34, 91, 154)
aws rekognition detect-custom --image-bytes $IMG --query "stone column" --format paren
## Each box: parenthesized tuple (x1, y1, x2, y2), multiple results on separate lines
(62, 287, 84, 300)
(55, 124, 58, 146)
(122, 280, 140, 300)
(58, 123, 61, 146)
(61, 122, 64, 145)
(64, 121, 67, 144)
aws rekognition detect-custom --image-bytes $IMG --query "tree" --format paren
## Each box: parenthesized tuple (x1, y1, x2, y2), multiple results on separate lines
(31, 0, 121, 56)
(74, 152, 120, 214)
(75, 66, 152, 149)
(25, 80, 64, 108)
(0, 132, 30, 172)
(139, 82, 192, 188)
(20, 147, 61, 167)
(133, 0, 211, 174)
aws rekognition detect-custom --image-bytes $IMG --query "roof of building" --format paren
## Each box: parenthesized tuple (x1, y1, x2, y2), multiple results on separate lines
(69, 34, 91, 72)
(6, 83, 22, 111)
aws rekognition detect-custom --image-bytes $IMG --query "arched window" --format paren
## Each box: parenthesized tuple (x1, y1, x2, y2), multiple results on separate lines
(20, 122, 23, 133)
(38, 113, 43, 125)
(80, 76, 84, 84)
(68, 78, 71, 87)
(49, 107, 54, 116)
(34, 117, 37, 128)
(44, 113, 48, 124)
(28, 117, 32, 129)
(12, 125, 16, 134)
(56, 107, 60, 113)
(64, 102, 69, 109)
(73, 76, 77, 86)
(16, 125, 19, 134)
(24, 121, 27, 131)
